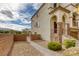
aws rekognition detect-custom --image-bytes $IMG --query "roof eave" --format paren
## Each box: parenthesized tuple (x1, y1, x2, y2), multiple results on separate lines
(49, 6, 71, 15)
(31, 3, 45, 19)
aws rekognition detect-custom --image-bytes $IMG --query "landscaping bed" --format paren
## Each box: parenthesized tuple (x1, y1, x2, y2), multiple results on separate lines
(33, 40, 64, 54)
(33, 39, 78, 56)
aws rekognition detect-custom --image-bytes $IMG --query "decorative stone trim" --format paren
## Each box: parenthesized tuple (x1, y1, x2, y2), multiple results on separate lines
(57, 22, 63, 43)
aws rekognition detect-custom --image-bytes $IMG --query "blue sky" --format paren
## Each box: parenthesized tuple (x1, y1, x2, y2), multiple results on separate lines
(0, 3, 42, 31)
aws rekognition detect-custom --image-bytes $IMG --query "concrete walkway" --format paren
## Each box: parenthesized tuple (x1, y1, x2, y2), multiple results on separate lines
(10, 41, 43, 56)
(9, 41, 63, 56)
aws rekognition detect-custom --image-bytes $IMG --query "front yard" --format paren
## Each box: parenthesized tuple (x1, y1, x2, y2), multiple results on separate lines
(33, 40, 64, 55)
(33, 38, 79, 56)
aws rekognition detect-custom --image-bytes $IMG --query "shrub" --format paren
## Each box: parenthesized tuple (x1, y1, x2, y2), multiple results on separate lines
(63, 39, 76, 49)
(4, 31, 9, 33)
(63, 47, 79, 56)
(48, 42, 62, 51)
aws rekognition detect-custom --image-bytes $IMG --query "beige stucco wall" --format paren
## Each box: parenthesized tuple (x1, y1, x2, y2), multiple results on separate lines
(32, 3, 78, 41)
(32, 4, 51, 41)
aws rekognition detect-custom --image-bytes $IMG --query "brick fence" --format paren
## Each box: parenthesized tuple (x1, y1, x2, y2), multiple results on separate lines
(14, 34, 42, 41)
(31, 34, 42, 40)
(0, 34, 14, 56)
(14, 34, 27, 41)
(0, 34, 42, 56)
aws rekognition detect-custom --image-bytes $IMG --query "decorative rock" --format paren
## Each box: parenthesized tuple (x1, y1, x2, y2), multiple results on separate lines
(63, 47, 79, 56)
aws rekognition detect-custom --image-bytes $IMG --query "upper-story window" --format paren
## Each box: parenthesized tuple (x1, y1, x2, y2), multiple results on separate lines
(62, 15, 65, 23)
(53, 3, 57, 8)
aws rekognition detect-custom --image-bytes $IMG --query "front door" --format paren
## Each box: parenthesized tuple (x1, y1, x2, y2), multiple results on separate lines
(54, 22, 57, 33)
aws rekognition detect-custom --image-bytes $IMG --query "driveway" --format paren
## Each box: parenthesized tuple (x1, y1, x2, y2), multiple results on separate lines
(9, 41, 43, 56)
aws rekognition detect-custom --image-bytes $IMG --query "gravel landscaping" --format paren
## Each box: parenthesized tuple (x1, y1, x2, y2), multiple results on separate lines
(10, 41, 43, 56)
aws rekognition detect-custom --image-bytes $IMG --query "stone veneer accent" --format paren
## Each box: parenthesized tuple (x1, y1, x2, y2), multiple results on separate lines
(67, 23, 70, 35)
(57, 22, 63, 43)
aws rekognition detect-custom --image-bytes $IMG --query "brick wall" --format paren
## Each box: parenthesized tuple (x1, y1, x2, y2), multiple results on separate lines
(0, 34, 42, 56)
(14, 34, 27, 41)
(0, 34, 14, 56)
(31, 34, 42, 40)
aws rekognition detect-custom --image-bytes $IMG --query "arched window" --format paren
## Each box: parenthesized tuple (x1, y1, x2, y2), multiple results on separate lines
(51, 15, 57, 33)
(62, 15, 65, 23)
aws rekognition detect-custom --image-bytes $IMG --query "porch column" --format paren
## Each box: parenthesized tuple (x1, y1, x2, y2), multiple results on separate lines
(65, 15, 70, 36)
(63, 13, 72, 36)
(67, 23, 70, 35)
(64, 23, 67, 35)
(78, 21, 79, 40)
(69, 13, 73, 27)
(57, 22, 63, 43)
(57, 14, 63, 43)
(50, 19, 54, 41)
(27, 31, 32, 42)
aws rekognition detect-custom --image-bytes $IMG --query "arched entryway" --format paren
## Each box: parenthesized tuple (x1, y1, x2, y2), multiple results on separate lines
(51, 15, 57, 33)
(50, 15, 57, 41)
(49, 6, 70, 42)
(50, 14, 68, 41)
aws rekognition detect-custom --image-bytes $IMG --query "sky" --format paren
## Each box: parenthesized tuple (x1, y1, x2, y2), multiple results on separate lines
(0, 3, 42, 31)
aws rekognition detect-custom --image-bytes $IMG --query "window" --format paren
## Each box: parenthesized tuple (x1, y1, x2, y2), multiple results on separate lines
(62, 15, 65, 23)
(72, 13, 77, 26)
(34, 21, 40, 28)
(54, 22, 57, 33)
(53, 3, 57, 8)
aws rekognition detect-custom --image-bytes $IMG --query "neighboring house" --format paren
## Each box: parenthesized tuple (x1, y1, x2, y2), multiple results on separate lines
(31, 3, 79, 42)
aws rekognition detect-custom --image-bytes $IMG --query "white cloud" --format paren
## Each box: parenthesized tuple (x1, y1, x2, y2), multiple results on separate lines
(12, 11, 20, 19)
(0, 3, 41, 21)
(0, 3, 24, 21)
(8, 3, 22, 11)
(20, 18, 31, 24)
(0, 22, 29, 31)
(0, 13, 14, 21)
(0, 3, 22, 11)
(0, 3, 41, 30)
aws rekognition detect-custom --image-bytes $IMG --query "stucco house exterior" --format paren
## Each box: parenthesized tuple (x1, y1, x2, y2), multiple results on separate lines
(31, 3, 79, 42)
